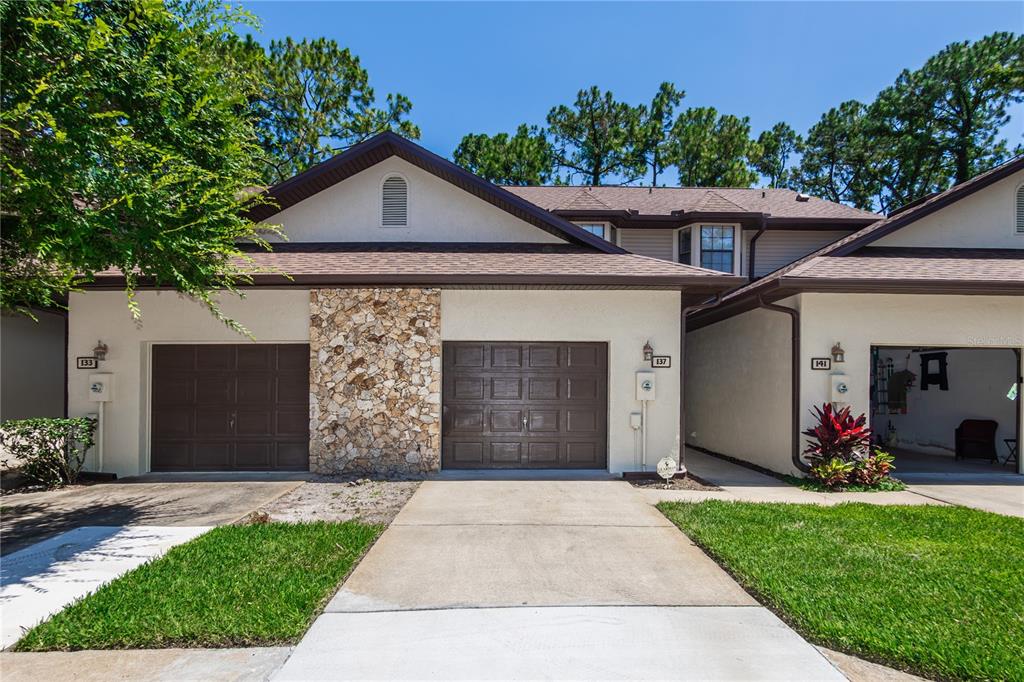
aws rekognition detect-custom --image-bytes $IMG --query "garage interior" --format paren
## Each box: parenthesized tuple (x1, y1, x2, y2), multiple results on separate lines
(870, 346, 1021, 476)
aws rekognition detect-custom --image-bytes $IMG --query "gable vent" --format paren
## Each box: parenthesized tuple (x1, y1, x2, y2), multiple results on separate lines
(1016, 185, 1024, 235)
(381, 175, 408, 227)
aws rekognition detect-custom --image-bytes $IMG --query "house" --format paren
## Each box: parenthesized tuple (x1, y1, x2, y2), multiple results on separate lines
(684, 156, 1024, 476)
(70, 132, 753, 478)
(64, 132, 1020, 479)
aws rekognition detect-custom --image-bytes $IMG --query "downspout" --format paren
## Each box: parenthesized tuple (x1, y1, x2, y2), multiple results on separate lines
(747, 213, 767, 281)
(757, 295, 810, 473)
(679, 293, 723, 473)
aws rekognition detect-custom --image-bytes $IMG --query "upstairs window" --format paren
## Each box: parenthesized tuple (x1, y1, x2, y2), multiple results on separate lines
(678, 227, 692, 265)
(1016, 185, 1024, 235)
(381, 174, 408, 227)
(576, 222, 609, 240)
(699, 225, 734, 273)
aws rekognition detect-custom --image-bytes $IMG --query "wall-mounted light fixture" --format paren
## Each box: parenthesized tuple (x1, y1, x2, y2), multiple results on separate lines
(830, 342, 845, 364)
(92, 340, 109, 362)
(643, 340, 654, 363)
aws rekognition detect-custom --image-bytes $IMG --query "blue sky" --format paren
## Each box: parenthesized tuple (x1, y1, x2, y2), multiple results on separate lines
(243, 1, 1023, 164)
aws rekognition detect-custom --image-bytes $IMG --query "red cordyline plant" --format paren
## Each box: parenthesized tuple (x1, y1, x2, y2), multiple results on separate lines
(802, 403, 872, 466)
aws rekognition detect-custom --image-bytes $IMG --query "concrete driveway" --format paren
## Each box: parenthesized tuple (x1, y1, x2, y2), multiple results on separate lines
(276, 480, 844, 681)
(1, 478, 303, 556)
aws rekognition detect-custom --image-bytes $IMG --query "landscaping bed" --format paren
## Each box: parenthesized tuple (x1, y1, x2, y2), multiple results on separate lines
(258, 477, 420, 524)
(658, 500, 1024, 682)
(14, 521, 382, 650)
(628, 475, 720, 491)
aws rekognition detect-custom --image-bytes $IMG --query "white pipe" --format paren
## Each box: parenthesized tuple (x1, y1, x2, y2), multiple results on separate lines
(96, 402, 104, 472)
(641, 400, 648, 471)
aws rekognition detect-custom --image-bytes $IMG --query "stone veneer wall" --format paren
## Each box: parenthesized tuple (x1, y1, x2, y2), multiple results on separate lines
(309, 288, 441, 476)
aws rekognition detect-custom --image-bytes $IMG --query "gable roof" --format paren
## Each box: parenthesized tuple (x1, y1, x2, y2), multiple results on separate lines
(505, 185, 880, 226)
(689, 155, 1024, 329)
(247, 132, 624, 254)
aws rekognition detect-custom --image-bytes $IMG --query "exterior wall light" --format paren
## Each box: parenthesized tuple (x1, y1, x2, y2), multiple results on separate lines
(643, 340, 654, 363)
(831, 342, 845, 364)
(93, 340, 109, 361)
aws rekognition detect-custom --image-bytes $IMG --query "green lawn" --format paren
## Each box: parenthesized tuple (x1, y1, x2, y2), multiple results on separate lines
(15, 521, 382, 650)
(658, 501, 1024, 682)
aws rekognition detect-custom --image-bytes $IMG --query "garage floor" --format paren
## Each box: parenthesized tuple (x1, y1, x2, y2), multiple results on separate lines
(0, 479, 302, 556)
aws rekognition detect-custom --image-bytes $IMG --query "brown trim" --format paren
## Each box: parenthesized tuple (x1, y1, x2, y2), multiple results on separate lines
(776, 277, 1024, 296)
(246, 132, 625, 254)
(552, 210, 875, 232)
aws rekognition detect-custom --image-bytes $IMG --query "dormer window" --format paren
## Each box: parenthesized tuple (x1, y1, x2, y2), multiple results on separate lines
(1016, 184, 1024, 235)
(574, 222, 611, 240)
(381, 174, 408, 227)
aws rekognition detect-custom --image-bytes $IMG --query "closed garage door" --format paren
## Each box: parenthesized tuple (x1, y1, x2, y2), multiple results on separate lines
(442, 342, 608, 469)
(151, 344, 309, 471)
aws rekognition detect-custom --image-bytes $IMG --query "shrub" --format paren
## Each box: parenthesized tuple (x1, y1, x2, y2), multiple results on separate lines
(853, 448, 896, 486)
(809, 458, 855, 490)
(802, 403, 871, 467)
(0, 417, 96, 488)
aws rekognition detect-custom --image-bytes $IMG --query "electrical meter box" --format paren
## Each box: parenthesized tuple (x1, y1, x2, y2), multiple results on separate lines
(88, 373, 113, 402)
(830, 374, 849, 403)
(635, 371, 656, 401)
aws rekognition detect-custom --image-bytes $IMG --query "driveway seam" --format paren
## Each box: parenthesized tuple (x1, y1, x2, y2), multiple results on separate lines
(326, 603, 768, 614)
(224, 481, 305, 525)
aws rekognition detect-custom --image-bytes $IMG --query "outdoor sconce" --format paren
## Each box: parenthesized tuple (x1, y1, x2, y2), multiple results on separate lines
(92, 340, 109, 362)
(831, 342, 846, 364)
(643, 340, 654, 363)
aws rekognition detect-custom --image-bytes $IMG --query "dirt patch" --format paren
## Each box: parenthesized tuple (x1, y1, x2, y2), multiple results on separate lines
(258, 477, 420, 525)
(629, 475, 720, 491)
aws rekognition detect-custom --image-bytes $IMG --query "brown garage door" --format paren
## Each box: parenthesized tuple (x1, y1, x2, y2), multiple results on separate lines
(151, 344, 309, 471)
(442, 342, 608, 469)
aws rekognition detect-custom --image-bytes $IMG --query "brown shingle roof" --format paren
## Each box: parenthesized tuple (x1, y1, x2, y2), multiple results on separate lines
(504, 186, 880, 221)
(787, 249, 1024, 283)
(90, 243, 741, 290)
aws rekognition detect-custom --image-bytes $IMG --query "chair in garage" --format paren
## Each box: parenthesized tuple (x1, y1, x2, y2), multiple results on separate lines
(954, 420, 998, 462)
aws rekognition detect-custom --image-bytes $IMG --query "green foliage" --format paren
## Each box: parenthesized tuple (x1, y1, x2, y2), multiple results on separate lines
(795, 101, 879, 209)
(659, 501, 1024, 681)
(0, 417, 96, 487)
(807, 458, 855, 490)
(546, 86, 645, 185)
(635, 82, 685, 186)
(246, 36, 420, 185)
(750, 122, 801, 189)
(852, 448, 895, 486)
(668, 107, 759, 187)
(453, 124, 555, 185)
(15, 521, 382, 649)
(0, 0, 275, 330)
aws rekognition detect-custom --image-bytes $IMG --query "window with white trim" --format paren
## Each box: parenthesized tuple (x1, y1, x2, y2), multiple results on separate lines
(1016, 185, 1024, 235)
(575, 222, 609, 240)
(381, 174, 408, 227)
(699, 225, 734, 273)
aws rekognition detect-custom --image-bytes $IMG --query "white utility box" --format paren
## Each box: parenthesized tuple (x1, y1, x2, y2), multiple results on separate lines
(88, 373, 113, 402)
(830, 374, 849, 403)
(636, 371, 656, 401)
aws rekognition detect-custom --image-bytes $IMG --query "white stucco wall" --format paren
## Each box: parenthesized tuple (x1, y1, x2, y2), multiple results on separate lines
(67, 290, 310, 477)
(799, 293, 1023, 473)
(685, 304, 794, 473)
(441, 290, 681, 474)
(269, 157, 564, 244)
(874, 169, 1024, 249)
(2, 310, 66, 422)
(875, 347, 1017, 456)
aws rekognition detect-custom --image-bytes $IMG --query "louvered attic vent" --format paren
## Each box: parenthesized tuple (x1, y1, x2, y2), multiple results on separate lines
(1016, 185, 1024, 234)
(382, 175, 408, 227)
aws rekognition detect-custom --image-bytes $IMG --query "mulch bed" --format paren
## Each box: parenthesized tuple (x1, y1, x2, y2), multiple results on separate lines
(628, 474, 721, 491)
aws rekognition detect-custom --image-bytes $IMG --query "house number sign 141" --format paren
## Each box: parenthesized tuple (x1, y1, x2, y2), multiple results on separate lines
(811, 358, 832, 370)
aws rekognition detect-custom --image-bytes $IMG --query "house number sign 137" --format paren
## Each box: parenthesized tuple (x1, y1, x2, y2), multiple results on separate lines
(651, 355, 672, 368)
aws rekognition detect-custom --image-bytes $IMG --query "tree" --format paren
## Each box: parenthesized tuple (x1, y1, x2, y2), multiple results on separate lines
(1, 0, 272, 330)
(668, 107, 759, 187)
(546, 86, 645, 185)
(635, 82, 685, 186)
(250, 37, 420, 185)
(916, 32, 1024, 184)
(750, 122, 802, 189)
(795, 101, 879, 209)
(453, 125, 556, 185)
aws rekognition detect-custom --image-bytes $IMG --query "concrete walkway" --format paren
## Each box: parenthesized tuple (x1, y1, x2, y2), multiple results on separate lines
(639, 450, 1022, 518)
(275, 480, 844, 680)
